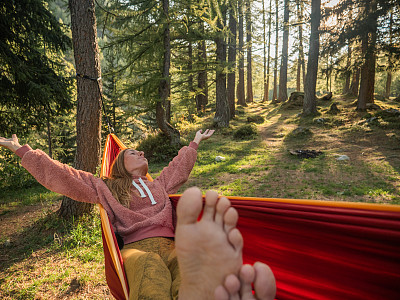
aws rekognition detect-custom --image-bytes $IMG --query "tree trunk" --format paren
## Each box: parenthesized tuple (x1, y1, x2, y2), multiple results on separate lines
(46, 109, 52, 159)
(237, 0, 246, 106)
(188, 41, 194, 103)
(278, 0, 289, 102)
(196, 39, 208, 113)
(357, 0, 377, 111)
(214, 4, 229, 127)
(228, 1, 237, 119)
(265, 0, 272, 102)
(58, 0, 102, 218)
(262, 0, 267, 101)
(196, 20, 208, 113)
(385, 10, 393, 99)
(350, 67, 360, 97)
(272, 0, 279, 102)
(296, 0, 305, 92)
(158, 0, 180, 144)
(343, 42, 352, 94)
(245, 0, 253, 103)
(303, 0, 321, 115)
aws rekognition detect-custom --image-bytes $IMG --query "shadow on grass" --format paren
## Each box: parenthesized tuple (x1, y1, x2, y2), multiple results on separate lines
(0, 208, 101, 273)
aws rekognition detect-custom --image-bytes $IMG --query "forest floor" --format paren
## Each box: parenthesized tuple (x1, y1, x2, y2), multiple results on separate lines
(1, 95, 399, 299)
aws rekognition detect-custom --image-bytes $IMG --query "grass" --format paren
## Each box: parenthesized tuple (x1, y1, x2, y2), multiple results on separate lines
(1, 95, 400, 298)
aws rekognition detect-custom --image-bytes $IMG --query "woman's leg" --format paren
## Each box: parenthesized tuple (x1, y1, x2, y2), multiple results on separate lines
(121, 240, 173, 300)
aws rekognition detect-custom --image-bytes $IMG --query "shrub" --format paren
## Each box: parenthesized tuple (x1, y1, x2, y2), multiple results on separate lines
(137, 133, 181, 163)
(233, 125, 258, 140)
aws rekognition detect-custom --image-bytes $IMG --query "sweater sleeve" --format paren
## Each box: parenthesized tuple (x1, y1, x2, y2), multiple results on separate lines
(155, 142, 198, 194)
(17, 145, 100, 204)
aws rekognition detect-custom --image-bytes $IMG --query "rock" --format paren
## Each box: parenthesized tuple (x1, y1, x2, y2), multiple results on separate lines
(291, 127, 311, 136)
(315, 118, 326, 124)
(319, 92, 333, 101)
(286, 92, 305, 107)
(215, 156, 226, 162)
(336, 155, 350, 161)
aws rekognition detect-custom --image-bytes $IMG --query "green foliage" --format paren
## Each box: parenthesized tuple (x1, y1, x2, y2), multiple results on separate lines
(0, 0, 73, 136)
(137, 133, 181, 163)
(233, 124, 258, 140)
(0, 150, 37, 190)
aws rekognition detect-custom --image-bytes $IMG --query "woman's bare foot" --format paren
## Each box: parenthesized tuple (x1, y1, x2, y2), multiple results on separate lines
(176, 187, 243, 300)
(214, 262, 276, 300)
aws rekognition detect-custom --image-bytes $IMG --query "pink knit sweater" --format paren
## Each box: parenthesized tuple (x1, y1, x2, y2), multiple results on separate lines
(16, 142, 198, 245)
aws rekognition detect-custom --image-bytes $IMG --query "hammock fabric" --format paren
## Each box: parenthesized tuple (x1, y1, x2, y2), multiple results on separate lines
(100, 133, 400, 300)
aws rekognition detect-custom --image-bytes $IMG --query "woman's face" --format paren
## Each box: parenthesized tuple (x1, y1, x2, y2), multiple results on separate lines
(123, 149, 148, 176)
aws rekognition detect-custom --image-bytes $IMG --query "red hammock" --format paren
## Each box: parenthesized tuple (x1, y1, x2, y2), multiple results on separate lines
(100, 134, 400, 300)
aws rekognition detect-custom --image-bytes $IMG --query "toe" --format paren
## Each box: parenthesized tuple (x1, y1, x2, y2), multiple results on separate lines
(215, 197, 231, 226)
(202, 190, 219, 221)
(177, 187, 203, 225)
(214, 285, 229, 300)
(254, 262, 276, 300)
(239, 264, 255, 299)
(228, 228, 244, 252)
(223, 207, 239, 234)
(224, 274, 241, 300)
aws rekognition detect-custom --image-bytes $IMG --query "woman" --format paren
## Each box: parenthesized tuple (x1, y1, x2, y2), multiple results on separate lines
(0, 130, 215, 300)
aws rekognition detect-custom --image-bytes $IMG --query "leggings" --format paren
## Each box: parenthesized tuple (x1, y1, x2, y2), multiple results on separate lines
(120, 237, 180, 300)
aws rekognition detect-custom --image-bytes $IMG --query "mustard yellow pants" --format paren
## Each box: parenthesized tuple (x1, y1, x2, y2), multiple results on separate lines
(120, 237, 180, 300)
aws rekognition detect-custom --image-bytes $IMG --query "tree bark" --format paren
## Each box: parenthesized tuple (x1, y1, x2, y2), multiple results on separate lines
(214, 4, 229, 127)
(343, 42, 352, 94)
(196, 20, 208, 113)
(237, 0, 246, 106)
(303, 0, 321, 115)
(357, 0, 377, 111)
(385, 10, 393, 99)
(58, 0, 102, 218)
(350, 67, 360, 97)
(265, 0, 272, 102)
(228, 1, 237, 119)
(296, 0, 305, 92)
(245, 0, 253, 103)
(272, 0, 279, 102)
(262, 0, 267, 101)
(278, 0, 289, 102)
(158, 0, 180, 144)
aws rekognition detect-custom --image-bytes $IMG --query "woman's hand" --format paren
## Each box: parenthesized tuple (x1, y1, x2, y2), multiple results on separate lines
(193, 129, 215, 145)
(0, 134, 22, 153)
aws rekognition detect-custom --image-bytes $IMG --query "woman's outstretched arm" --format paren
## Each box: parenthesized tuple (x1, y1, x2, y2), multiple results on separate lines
(0, 134, 101, 204)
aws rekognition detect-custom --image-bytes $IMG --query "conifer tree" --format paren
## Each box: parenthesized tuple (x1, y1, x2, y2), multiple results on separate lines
(278, 0, 290, 102)
(58, 0, 102, 218)
(272, 0, 279, 102)
(237, 0, 246, 106)
(0, 0, 72, 136)
(228, 0, 237, 119)
(245, 0, 254, 103)
(303, 0, 321, 115)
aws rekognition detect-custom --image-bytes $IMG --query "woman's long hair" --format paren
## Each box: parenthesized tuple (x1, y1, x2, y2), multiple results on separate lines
(102, 149, 132, 207)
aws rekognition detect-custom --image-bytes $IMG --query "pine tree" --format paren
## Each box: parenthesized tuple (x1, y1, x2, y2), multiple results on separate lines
(245, 0, 254, 103)
(278, 0, 290, 102)
(227, 0, 237, 119)
(58, 0, 102, 218)
(237, 0, 246, 106)
(272, 0, 279, 102)
(0, 0, 73, 136)
(303, 0, 321, 115)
